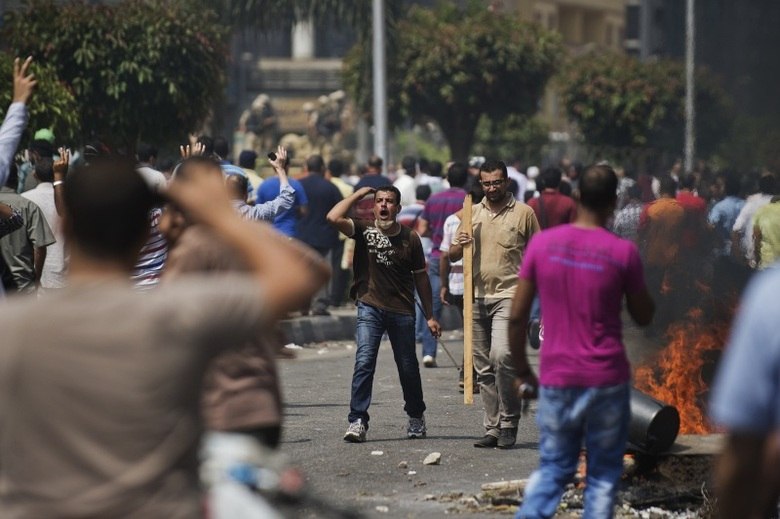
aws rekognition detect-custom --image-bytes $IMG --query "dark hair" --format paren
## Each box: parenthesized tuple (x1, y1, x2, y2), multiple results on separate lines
(627, 183, 643, 200)
(680, 174, 696, 190)
(214, 136, 229, 160)
(375, 185, 402, 205)
(721, 173, 741, 197)
(327, 158, 345, 177)
(429, 161, 443, 178)
(759, 174, 777, 195)
(64, 158, 156, 262)
(306, 154, 325, 173)
(30, 139, 55, 158)
(524, 190, 536, 203)
(446, 162, 468, 188)
(659, 175, 678, 196)
(479, 160, 508, 179)
(415, 184, 432, 202)
(579, 164, 618, 211)
(368, 155, 383, 170)
(35, 157, 54, 183)
(401, 156, 417, 177)
(136, 142, 158, 163)
(558, 181, 572, 197)
(197, 135, 214, 157)
(541, 167, 562, 189)
(418, 157, 430, 173)
(238, 150, 257, 169)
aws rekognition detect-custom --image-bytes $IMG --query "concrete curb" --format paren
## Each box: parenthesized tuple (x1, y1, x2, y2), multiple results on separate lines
(280, 305, 463, 346)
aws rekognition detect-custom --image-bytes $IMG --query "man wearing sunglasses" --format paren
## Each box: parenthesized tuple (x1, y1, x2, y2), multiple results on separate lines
(449, 160, 539, 449)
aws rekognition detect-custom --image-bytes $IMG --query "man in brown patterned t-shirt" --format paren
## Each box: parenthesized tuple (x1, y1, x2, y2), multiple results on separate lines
(328, 184, 441, 442)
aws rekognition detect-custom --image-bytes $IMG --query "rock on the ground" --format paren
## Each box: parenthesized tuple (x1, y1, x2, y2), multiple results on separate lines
(423, 452, 442, 465)
(398, 461, 408, 469)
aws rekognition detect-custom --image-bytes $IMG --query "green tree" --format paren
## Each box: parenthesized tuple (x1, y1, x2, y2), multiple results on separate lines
(343, 4, 562, 162)
(559, 52, 731, 161)
(1, 0, 228, 150)
(473, 114, 550, 165)
(0, 53, 80, 144)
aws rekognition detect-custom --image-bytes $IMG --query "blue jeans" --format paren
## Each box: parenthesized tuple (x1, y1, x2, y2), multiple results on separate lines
(348, 302, 426, 425)
(517, 383, 630, 519)
(415, 259, 441, 358)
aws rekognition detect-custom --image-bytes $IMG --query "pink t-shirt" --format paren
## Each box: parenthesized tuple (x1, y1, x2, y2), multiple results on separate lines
(519, 225, 646, 387)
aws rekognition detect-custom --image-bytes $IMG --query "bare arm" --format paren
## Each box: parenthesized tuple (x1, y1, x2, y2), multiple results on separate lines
(507, 278, 539, 392)
(754, 224, 763, 267)
(439, 252, 451, 305)
(33, 246, 46, 286)
(715, 433, 780, 519)
(415, 217, 429, 238)
(626, 288, 655, 326)
(413, 270, 441, 338)
(166, 164, 331, 322)
(52, 148, 69, 217)
(326, 186, 374, 236)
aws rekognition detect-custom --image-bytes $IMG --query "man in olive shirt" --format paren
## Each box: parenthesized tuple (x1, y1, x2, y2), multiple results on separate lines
(450, 160, 540, 449)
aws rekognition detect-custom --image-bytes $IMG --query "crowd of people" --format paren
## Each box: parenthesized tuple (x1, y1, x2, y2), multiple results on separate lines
(1, 57, 779, 518)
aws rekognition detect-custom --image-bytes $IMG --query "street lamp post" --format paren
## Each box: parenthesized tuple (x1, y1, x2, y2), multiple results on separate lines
(372, 0, 388, 165)
(684, 0, 695, 173)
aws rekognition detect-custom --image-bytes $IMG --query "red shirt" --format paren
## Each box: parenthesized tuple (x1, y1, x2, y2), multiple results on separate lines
(528, 191, 577, 229)
(675, 191, 707, 214)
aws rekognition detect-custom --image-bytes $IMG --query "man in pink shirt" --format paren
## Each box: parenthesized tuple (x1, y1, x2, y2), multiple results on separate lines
(508, 164, 655, 519)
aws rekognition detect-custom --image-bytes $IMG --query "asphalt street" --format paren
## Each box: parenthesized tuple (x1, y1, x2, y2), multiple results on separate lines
(275, 314, 658, 518)
(277, 332, 541, 518)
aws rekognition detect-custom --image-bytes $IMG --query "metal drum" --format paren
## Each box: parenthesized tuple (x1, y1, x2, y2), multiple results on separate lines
(628, 388, 680, 454)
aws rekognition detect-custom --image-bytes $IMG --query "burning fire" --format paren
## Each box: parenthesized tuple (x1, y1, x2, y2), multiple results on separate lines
(634, 308, 727, 434)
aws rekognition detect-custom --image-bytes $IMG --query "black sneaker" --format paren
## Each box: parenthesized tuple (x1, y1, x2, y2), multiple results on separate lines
(473, 434, 498, 448)
(497, 427, 518, 449)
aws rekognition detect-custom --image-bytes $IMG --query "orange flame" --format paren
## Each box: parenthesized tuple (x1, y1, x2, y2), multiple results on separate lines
(634, 308, 727, 434)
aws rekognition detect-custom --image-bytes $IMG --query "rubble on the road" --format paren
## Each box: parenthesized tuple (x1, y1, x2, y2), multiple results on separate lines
(423, 452, 441, 465)
(418, 454, 715, 518)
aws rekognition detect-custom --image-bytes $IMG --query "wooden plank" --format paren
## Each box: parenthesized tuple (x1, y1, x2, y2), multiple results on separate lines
(462, 194, 474, 404)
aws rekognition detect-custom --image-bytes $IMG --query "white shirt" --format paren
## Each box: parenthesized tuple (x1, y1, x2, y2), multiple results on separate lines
(733, 193, 773, 264)
(22, 183, 67, 288)
(393, 172, 417, 208)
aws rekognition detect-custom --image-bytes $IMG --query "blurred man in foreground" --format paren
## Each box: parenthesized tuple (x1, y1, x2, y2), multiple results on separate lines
(0, 157, 329, 517)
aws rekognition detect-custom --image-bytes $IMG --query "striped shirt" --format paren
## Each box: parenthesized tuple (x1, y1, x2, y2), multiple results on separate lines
(420, 187, 466, 259)
(131, 208, 168, 289)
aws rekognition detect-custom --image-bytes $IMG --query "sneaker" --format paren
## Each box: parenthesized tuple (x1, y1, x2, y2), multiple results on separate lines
(407, 415, 427, 439)
(423, 355, 437, 368)
(497, 427, 518, 449)
(344, 419, 367, 443)
(474, 434, 498, 448)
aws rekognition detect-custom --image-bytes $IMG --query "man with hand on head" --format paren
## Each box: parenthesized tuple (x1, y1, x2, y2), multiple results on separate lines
(327, 184, 440, 443)
(0, 156, 329, 517)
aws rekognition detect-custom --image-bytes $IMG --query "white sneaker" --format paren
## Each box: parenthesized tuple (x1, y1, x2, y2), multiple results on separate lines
(423, 355, 437, 368)
(343, 419, 367, 443)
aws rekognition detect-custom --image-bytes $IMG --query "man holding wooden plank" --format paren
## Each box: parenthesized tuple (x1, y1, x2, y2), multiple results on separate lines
(449, 160, 539, 449)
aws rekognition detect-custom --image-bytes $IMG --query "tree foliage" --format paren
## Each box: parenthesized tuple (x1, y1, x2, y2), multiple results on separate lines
(560, 52, 732, 159)
(1, 0, 228, 149)
(343, 4, 562, 161)
(0, 53, 80, 144)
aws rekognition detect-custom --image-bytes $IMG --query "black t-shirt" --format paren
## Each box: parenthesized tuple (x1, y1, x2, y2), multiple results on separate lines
(350, 219, 426, 315)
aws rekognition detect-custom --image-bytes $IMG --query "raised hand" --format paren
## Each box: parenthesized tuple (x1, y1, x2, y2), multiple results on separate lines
(54, 148, 70, 178)
(13, 57, 37, 104)
(269, 145, 288, 171)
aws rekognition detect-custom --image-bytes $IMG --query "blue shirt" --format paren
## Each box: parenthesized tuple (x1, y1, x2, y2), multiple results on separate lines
(710, 267, 780, 432)
(296, 174, 343, 250)
(708, 196, 745, 257)
(256, 177, 308, 237)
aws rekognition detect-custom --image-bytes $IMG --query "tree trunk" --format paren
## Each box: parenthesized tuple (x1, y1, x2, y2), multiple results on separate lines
(439, 113, 479, 163)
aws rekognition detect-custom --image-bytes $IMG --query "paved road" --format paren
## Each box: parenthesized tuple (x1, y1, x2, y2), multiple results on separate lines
(277, 332, 541, 518)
